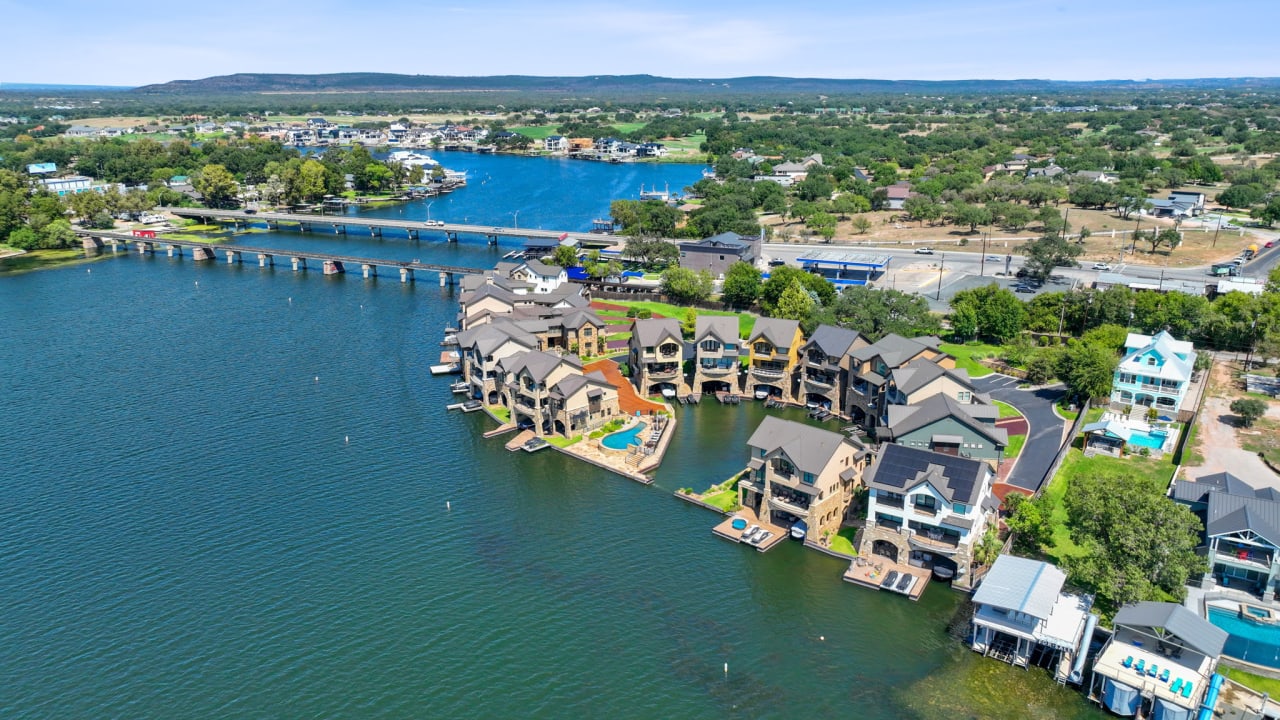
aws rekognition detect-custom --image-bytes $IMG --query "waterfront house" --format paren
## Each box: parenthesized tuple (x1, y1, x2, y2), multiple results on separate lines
(497, 350, 619, 437)
(846, 334, 951, 430)
(1111, 330, 1194, 413)
(970, 555, 1094, 682)
(882, 358, 984, 417)
(692, 316, 742, 396)
(543, 135, 568, 153)
(879, 393, 1007, 465)
(858, 443, 996, 588)
(677, 232, 760, 277)
(739, 416, 870, 540)
(1172, 471, 1280, 599)
(1089, 602, 1226, 718)
(628, 318, 684, 398)
(797, 324, 867, 413)
(636, 142, 667, 158)
(457, 322, 540, 404)
(456, 273, 592, 331)
(744, 317, 803, 403)
(505, 259, 568, 294)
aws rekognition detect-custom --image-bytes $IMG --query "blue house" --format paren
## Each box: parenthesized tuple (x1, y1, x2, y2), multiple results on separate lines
(1111, 331, 1194, 413)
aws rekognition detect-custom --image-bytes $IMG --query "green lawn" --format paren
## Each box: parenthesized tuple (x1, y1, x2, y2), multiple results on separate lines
(939, 342, 1001, 377)
(1004, 434, 1027, 459)
(1220, 666, 1280, 697)
(611, 122, 646, 134)
(702, 489, 740, 512)
(600, 300, 756, 336)
(547, 435, 582, 448)
(827, 526, 859, 557)
(661, 132, 706, 151)
(511, 125, 559, 140)
(993, 400, 1022, 419)
(1039, 448, 1176, 564)
(491, 406, 511, 424)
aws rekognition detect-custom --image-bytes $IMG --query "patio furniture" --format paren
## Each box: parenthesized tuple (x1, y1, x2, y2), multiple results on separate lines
(1181, 680, 1193, 699)
(1171, 678, 1184, 694)
(1147, 664, 1158, 677)
(1134, 659, 1146, 674)
(1122, 656, 1134, 668)
(1159, 669, 1170, 683)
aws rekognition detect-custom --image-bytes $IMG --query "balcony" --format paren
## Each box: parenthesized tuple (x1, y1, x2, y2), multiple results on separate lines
(909, 528, 961, 553)
(804, 373, 835, 389)
(768, 494, 811, 518)
(647, 364, 680, 378)
(912, 503, 940, 517)
(751, 364, 788, 379)
(699, 362, 737, 376)
(1215, 544, 1276, 571)
(513, 399, 540, 416)
(876, 496, 905, 510)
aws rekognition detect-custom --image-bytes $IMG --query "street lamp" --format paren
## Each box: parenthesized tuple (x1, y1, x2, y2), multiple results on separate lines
(511, 210, 519, 229)
(935, 253, 946, 301)
(426, 201, 434, 223)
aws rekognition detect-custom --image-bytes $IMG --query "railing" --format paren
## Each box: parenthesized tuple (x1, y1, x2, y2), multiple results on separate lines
(876, 517, 903, 530)
(910, 529, 960, 550)
(699, 364, 736, 375)
(877, 497, 905, 510)
(647, 365, 680, 378)
(1214, 548, 1275, 570)
(751, 365, 787, 379)
(768, 495, 811, 518)
(912, 503, 939, 517)
(804, 374, 835, 388)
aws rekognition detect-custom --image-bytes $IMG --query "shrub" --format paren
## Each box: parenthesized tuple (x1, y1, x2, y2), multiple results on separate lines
(637, 309, 653, 319)
(626, 307, 639, 318)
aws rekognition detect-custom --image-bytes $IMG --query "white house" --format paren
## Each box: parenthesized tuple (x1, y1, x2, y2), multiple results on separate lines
(1111, 330, 1195, 413)
(508, 259, 568, 294)
(543, 135, 568, 153)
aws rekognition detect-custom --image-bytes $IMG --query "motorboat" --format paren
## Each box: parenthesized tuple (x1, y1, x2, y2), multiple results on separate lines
(895, 573, 915, 594)
(429, 363, 461, 376)
(741, 525, 760, 542)
(661, 387, 677, 398)
(882, 570, 900, 588)
(790, 520, 808, 540)
(754, 389, 769, 400)
(931, 565, 955, 581)
(751, 531, 772, 546)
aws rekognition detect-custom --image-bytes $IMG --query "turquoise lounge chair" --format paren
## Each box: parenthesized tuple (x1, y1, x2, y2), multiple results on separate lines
(1182, 680, 1194, 698)
(1171, 678, 1184, 694)
(1159, 668, 1170, 683)
(1147, 663, 1158, 677)
(1134, 658, 1146, 674)
(1122, 655, 1134, 668)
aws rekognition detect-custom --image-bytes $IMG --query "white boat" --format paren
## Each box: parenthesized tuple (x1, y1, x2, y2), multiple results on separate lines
(661, 387, 677, 398)
(430, 363, 461, 375)
(790, 520, 808, 540)
(754, 389, 769, 400)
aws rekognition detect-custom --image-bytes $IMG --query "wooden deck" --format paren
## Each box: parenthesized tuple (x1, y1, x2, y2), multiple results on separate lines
(843, 557, 931, 601)
(504, 430, 535, 451)
(712, 507, 788, 553)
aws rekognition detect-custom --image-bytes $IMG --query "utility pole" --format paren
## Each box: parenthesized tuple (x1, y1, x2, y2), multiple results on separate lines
(935, 254, 945, 301)
(1211, 217, 1222, 248)
(1057, 295, 1067, 337)
(980, 232, 988, 276)
(1130, 217, 1141, 255)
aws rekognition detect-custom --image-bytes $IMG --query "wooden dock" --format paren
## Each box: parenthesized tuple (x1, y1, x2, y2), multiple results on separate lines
(712, 507, 787, 553)
(504, 430, 536, 450)
(842, 557, 930, 601)
(483, 424, 518, 439)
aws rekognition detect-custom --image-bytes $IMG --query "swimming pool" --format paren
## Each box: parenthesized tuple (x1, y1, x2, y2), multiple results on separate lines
(1208, 606, 1280, 668)
(601, 422, 646, 450)
(1127, 429, 1170, 450)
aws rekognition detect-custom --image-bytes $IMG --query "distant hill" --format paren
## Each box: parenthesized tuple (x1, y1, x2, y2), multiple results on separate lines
(132, 73, 1280, 96)
(1, 82, 133, 91)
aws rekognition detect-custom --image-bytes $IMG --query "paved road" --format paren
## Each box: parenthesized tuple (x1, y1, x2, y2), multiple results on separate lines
(971, 375, 1068, 493)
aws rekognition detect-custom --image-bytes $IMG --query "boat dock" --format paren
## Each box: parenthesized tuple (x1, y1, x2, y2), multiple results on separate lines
(712, 508, 787, 553)
(716, 392, 741, 405)
(446, 400, 483, 413)
(842, 557, 930, 600)
(482, 424, 518, 439)
(505, 430, 535, 451)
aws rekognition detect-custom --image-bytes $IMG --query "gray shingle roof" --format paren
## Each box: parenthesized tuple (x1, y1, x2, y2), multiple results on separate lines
(631, 317, 682, 348)
(883, 393, 1007, 445)
(498, 350, 580, 383)
(1113, 602, 1228, 658)
(746, 416, 863, 477)
(865, 443, 990, 506)
(683, 232, 751, 250)
(1172, 472, 1280, 505)
(1206, 492, 1280, 547)
(973, 555, 1067, 620)
(852, 333, 937, 369)
(456, 322, 539, 356)
(803, 324, 863, 359)
(890, 358, 975, 397)
(523, 259, 562, 277)
(695, 316, 739, 345)
(749, 317, 800, 351)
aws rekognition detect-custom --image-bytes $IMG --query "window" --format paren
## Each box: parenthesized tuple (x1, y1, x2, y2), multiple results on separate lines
(754, 342, 772, 354)
(700, 340, 720, 352)
(957, 391, 971, 403)
(802, 472, 816, 485)
(1147, 357, 1157, 366)
(952, 503, 967, 514)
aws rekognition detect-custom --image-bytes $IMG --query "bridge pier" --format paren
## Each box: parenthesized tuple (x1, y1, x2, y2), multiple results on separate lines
(486, 234, 498, 246)
(333, 224, 346, 235)
(446, 231, 458, 243)
(258, 253, 273, 267)
(135, 241, 155, 254)
(440, 272, 447, 286)
(400, 267, 414, 283)
(225, 250, 242, 264)
(323, 260, 345, 275)
(109, 239, 120, 253)
(370, 227, 381, 238)
(292, 257, 307, 272)
(167, 245, 177, 257)
(82, 236, 104, 256)
(192, 246, 215, 261)
(407, 229, 418, 240)
(300, 223, 311, 233)
(362, 263, 375, 278)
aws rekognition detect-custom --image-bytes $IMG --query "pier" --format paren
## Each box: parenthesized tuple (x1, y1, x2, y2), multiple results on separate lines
(169, 208, 623, 247)
(76, 230, 482, 285)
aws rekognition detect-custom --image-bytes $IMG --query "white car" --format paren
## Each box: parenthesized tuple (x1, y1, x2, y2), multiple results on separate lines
(1091, 263, 1112, 271)
(914, 247, 934, 255)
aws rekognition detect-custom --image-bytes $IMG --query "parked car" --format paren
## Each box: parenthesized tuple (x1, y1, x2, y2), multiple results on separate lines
(1091, 262, 1112, 271)
(914, 247, 934, 255)
(1265, 240, 1275, 248)
(1013, 283, 1036, 294)
(768, 259, 786, 267)
(243, 208, 257, 215)
(1015, 267, 1031, 278)
(987, 255, 1001, 262)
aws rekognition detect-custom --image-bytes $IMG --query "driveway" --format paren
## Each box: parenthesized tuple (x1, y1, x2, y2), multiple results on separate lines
(1184, 395, 1278, 490)
(971, 375, 1068, 493)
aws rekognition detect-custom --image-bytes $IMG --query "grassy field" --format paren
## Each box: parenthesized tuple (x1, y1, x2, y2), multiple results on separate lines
(993, 400, 1021, 419)
(510, 126, 560, 140)
(1241, 417, 1280, 467)
(611, 122, 646, 134)
(939, 342, 1000, 377)
(491, 406, 511, 424)
(827, 526, 859, 556)
(600, 300, 757, 336)
(1004, 433, 1027, 460)
(1220, 666, 1280, 697)
(547, 435, 582, 448)
(0, 247, 100, 274)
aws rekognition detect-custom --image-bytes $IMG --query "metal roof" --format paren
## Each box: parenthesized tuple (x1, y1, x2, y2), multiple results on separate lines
(1113, 602, 1227, 658)
(796, 250, 891, 268)
(972, 555, 1067, 620)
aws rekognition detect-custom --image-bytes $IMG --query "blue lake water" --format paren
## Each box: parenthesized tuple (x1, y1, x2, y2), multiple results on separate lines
(0, 155, 1105, 719)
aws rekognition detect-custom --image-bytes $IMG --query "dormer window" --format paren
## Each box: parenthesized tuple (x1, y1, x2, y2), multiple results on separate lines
(1147, 357, 1157, 366)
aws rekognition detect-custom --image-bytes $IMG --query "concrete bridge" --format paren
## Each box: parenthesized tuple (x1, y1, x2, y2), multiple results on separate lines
(76, 230, 482, 285)
(169, 208, 614, 246)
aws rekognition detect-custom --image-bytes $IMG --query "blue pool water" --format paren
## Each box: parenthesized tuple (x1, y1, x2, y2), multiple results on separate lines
(601, 423, 646, 450)
(1208, 606, 1280, 668)
(1127, 429, 1169, 449)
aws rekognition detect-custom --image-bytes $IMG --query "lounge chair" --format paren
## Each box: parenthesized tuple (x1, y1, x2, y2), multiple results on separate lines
(1171, 678, 1184, 694)
(1147, 664, 1158, 677)
(1159, 668, 1170, 683)
(1122, 656, 1134, 668)
(1134, 659, 1145, 674)
(1181, 681, 1193, 699)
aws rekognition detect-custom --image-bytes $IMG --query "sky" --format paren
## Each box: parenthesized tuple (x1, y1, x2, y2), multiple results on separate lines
(3, 0, 1279, 86)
